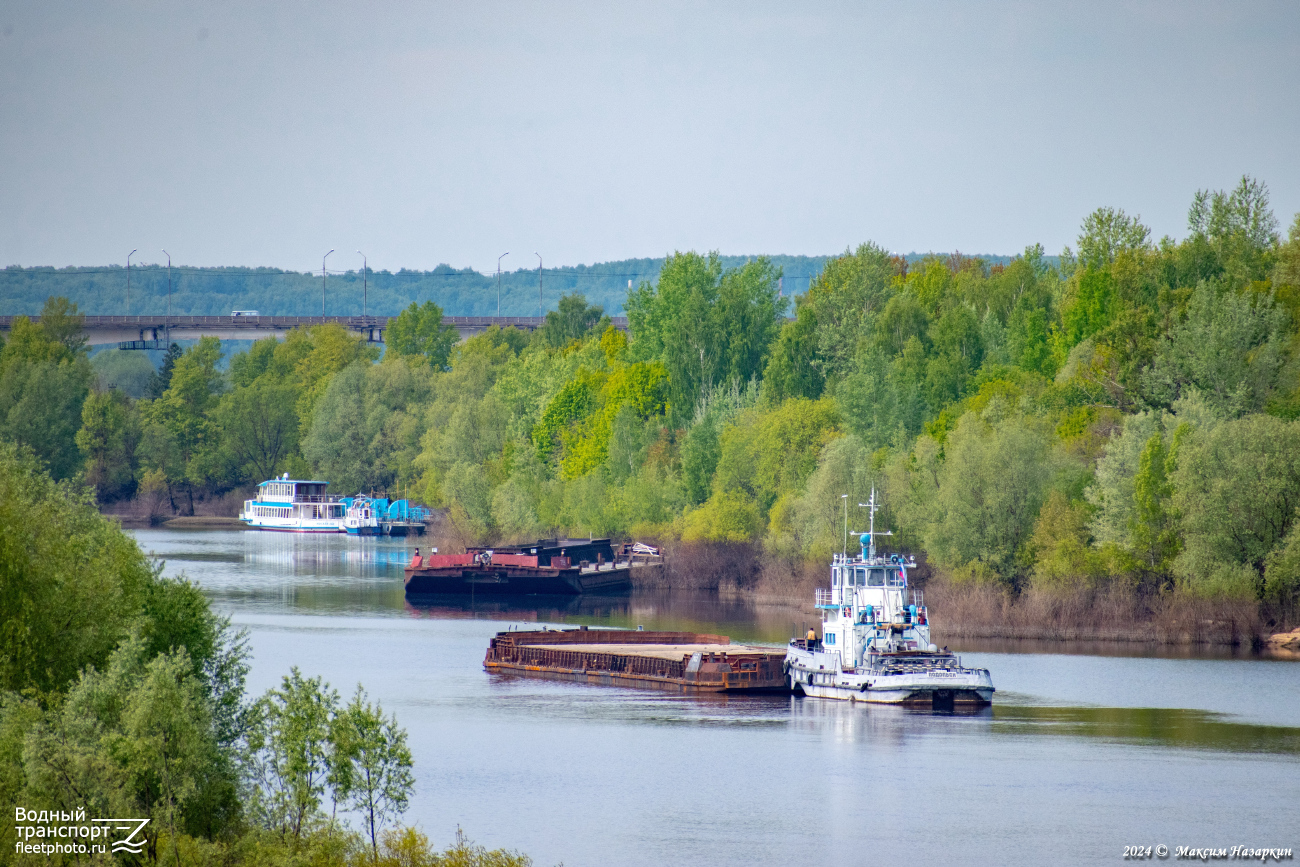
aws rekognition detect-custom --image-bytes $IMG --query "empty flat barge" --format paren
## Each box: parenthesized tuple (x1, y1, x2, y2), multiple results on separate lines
(484, 627, 790, 693)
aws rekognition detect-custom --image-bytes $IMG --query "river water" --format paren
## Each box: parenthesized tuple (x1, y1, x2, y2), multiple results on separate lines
(135, 529, 1300, 867)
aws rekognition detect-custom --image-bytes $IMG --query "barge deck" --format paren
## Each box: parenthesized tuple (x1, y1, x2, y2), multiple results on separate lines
(484, 627, 789, 693)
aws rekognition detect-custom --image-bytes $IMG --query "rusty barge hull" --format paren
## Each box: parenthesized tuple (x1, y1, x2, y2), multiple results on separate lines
(484, 629, 790, 693)
(406, 538, 661, 596)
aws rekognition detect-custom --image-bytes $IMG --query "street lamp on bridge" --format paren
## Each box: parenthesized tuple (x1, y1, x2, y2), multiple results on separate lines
(497, 252, 509, 317)
(358, 251, 367, 317)
(323, 250, 334, 316)
(162, 250, 172, 345)
(126, 249, 136, 315)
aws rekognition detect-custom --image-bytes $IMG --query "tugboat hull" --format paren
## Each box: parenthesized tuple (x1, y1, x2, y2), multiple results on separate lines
(785, 647, 994, 706)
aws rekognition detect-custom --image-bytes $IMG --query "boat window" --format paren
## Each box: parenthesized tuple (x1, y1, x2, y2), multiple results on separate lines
(887, 569, 905, 587)
(868, 569, 885, 586)
(832, 569, 839, 586)
(853, 567, 867, 586)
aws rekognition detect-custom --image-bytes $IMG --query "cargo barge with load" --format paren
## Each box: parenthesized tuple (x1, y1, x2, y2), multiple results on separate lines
(404, 538, 661, 595)
(484, 627, 789, 693)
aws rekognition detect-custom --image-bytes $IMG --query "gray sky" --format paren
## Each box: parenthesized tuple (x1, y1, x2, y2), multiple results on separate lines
(2, 1, 1297, 274)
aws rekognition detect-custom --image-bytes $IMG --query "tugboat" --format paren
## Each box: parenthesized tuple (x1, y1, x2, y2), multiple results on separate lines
(342, 495, 381, 536)
(784, 491, 994, 708)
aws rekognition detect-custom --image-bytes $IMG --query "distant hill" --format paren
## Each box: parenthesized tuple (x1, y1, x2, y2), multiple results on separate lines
(0, 252, 1036, 317)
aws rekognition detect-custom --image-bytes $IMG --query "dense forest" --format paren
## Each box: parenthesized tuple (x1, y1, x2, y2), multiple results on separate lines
(4, 176, 1300, 634)
(0, 255, 838, 318)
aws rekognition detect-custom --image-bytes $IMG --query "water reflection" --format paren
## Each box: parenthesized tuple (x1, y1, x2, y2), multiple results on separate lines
(991, 704, 1300, 755)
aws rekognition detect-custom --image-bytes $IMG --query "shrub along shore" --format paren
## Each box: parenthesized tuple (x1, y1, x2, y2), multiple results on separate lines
(0, 444, 537, 865)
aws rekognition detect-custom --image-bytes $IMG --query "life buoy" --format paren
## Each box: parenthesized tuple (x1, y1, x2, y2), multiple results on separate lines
(842, 606, 851, 618)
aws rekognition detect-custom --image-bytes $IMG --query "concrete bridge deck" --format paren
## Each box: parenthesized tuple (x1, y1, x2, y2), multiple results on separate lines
(0, 314, 629, 346)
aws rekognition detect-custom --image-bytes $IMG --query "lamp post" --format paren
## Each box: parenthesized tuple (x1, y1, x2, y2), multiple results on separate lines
(535, 253, 543, 319)
(322, 249, 334, 316)
(161, 250, 172, 345)
(357, 251, 367, 317)
(126, 249, 136, 315)
(497, 252, 509, 317)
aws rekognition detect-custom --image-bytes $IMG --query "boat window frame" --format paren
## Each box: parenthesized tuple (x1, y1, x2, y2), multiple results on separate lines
(868, 568, 886, 587)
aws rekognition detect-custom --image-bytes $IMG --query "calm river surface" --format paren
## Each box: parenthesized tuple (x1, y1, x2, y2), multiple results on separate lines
(134, 529, 1300, 867)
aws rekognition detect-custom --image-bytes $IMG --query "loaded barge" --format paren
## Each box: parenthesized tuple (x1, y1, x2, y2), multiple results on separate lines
(405, 538, 661, 595)
(484, 627, 789, 693)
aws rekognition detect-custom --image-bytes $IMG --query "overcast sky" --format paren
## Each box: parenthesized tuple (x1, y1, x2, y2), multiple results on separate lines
(1, 1, 1297, 274)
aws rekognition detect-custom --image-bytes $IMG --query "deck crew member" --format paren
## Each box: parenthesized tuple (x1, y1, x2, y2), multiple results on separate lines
(806, 627, 818, 650)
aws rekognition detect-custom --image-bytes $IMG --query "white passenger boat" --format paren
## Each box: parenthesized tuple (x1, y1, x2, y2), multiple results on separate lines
(785, 491, 994, 708)
(239, 474, 345, 533)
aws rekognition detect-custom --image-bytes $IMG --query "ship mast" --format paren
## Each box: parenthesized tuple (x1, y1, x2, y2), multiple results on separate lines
(858, 488, 891, 560)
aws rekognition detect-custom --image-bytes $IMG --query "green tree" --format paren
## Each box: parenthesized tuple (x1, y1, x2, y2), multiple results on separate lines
(386, 301, 457, 368)
(215, 377, 301, 483)
(924, 413, 1056, 585)
(800, 243, 896, 382)
(248, 668, 340, 841)
(0, 442, 155, 694)
(1187, 174, 1281, 283)
(148, 342, 184, 398)
(1074, 207, 1152, 271)
(1142, 281, 1288, 416)
(761, 301, 824, 401)
(330, 686, 415, 862)
(140, 337, 225, 512)
(627, 252, 784, 424)
(1129, 430, 1179, 570)
(0, 304, 94, 479)
(1172, 414, 1300, 598)
(538, 293, 606, 347)
(76, 387, 142, 501)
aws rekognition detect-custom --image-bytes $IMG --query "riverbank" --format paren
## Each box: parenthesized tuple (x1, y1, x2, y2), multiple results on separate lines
(633, 540, 1295, 651)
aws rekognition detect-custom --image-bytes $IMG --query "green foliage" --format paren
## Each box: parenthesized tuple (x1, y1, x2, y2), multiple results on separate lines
(538, 292, 605, 347)
(248, 668, 340, 840)
(712, 397, 841, 514)
(216, 376, 302, 483)
(1142, 280, 1288, 416)
(0, 303, 94, 479)
(330, 686, 415, 861)
(76, 387, 142, 501)
(627, 252, 785, 424)
(303, 359, 434, 493)
(1074, 207, 1152, 271)
(387, 301, 458, 368)
(1171, 414, 1300, 599)
(919, 412, 1057, 586)
(0, 441, 156, 694)
(1129, 431, 1179, 570)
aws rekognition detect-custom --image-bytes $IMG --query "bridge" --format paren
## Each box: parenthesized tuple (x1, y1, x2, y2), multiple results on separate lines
(0, 314, 630, 348)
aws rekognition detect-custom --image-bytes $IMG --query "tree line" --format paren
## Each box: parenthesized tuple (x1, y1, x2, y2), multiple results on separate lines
(3, 175, 1300, 622)
(0, 254, 833, 318)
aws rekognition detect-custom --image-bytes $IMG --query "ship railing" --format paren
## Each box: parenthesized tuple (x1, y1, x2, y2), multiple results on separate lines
(814, 588, 837, 609)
